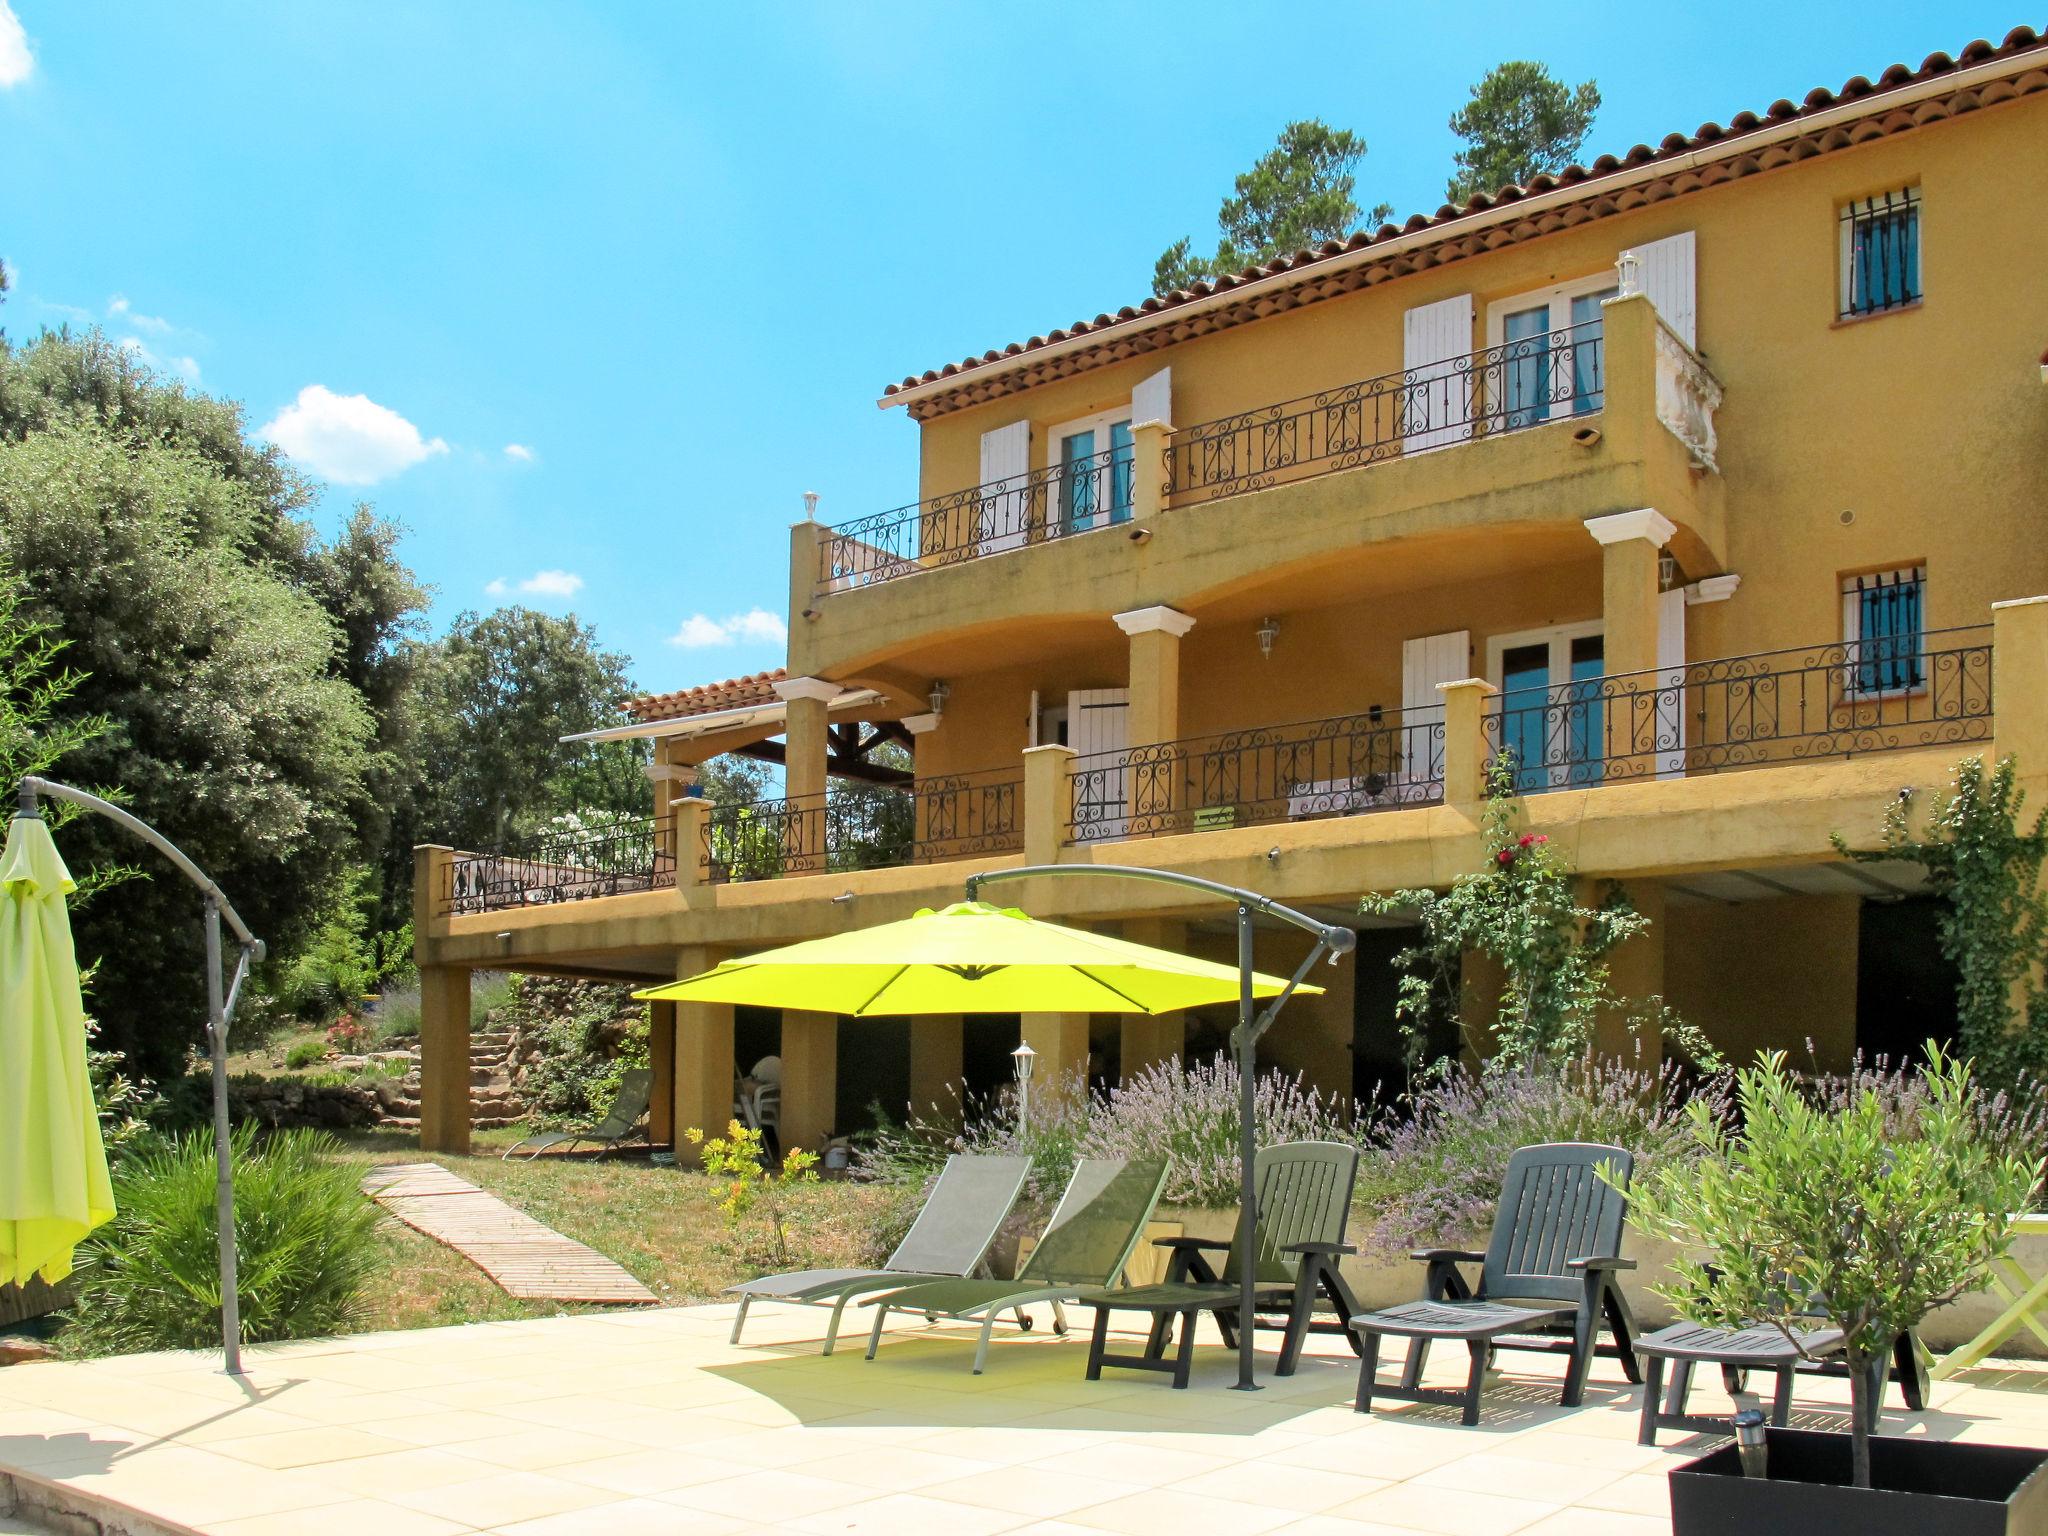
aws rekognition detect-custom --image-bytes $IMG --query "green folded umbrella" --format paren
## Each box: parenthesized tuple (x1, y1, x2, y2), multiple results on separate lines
(0, 813, 115, 1286)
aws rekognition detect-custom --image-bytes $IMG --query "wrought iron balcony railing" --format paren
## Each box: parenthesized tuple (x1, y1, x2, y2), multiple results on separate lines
(1164, 319, 1607, 505)
(1482, 626, 1994, 792)
(441, 814, 676, 914)
(701, 766, 1024, 883)
(818, 441, 1130, 593)
(1066, 709, 1446, 845)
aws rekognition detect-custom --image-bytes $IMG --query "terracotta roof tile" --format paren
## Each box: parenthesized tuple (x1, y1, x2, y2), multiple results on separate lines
(882, 26, 2045, 403)
(624, 668, 788, 724)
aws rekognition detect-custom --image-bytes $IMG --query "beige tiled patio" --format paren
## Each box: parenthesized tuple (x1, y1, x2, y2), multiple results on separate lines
(1, 1302, 2044, 1535)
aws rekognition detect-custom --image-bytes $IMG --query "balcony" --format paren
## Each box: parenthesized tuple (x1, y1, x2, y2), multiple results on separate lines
(1481, 626, 1993, 790)
(702, 765, 1022, 883)
(441, 813, 678, 915)
(1066, 708, 1445, 845)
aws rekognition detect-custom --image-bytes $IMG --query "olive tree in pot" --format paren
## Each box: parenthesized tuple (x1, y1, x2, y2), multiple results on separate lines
(1629, 1048, 2046, 1534)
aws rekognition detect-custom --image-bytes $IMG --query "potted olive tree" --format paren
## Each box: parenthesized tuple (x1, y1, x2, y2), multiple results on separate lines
(1630, 1048, 2047, 1534)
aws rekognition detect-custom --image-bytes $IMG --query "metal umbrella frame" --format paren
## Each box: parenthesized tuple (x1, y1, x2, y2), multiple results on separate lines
(967, 863, 1354, 1392)
(17, 777, 264, 1375)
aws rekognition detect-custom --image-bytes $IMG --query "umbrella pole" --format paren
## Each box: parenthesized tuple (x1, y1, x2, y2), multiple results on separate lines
(205, 900, 243, 1375)
(1233, 902, 1259, 1393)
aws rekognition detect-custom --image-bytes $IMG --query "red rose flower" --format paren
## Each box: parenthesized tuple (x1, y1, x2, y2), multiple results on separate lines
(1496, 848, 1516, 867)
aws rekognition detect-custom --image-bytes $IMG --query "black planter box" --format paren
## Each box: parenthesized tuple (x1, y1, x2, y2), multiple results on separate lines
(1670, 1427, 2048, 1535)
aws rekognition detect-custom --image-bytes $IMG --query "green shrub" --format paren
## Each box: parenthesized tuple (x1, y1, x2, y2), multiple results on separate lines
(509, 974, 647, 1123)
(470, 971, 514, 1026)
(284, 1038, 327, 1070)
(65, 1127, 381, 1355)
(373, 985, 421, 1042)
(1631, 1048, 2042, 1489)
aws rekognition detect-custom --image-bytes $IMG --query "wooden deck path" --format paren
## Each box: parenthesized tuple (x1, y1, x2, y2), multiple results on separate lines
(361, 1162, 657, 1305)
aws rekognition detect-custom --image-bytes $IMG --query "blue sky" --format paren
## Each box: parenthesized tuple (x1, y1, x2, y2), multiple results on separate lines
(0, 2, 2020, 696)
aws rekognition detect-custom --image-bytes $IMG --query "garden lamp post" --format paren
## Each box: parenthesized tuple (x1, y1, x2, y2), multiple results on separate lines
(1011, 1040, 1036, 1128)
(966, 863, 1352, 1391)
(15, 776, 263, 1375)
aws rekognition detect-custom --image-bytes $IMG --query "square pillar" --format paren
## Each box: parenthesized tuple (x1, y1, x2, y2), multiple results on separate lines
(775, 677, 836, 874)
(1597, 879, 1666, 1070)
(1586, 509, 1676, 679)
(778, 1009, 838, 1160)
(1114, 606, 1195, 750)
(418, 965, 472, 1155)
(909, 1014, 965, 1124)
(1119, 918, 1186, 1080)
(1022, 743, 1077, 865)
(1021, 1013, 1090, 1102)
(1438, 678, 1497, 805)
(647, 1000, 676, 1147)
(673, 945, 734, 1166)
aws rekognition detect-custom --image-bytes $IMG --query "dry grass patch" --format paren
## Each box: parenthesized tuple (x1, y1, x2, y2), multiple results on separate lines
(330, 1127, 911, 1333)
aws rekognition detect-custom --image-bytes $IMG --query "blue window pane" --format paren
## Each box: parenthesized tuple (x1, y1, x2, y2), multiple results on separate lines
(1500, 643, 1551, 792)
(1857, 580, 1923, 691)
(1565, 636, 1606, 786)
(1502, 307, 1551, 427)
(1849, 202, 1920, 315)
(1108, 420, 1134, 523)
(1567, 290, 1614, 414)
(1060, 429, 1096, 532)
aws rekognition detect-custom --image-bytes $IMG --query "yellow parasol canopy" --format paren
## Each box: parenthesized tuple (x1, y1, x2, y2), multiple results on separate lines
(634, 900, 1319, 1016)
(0, 814, 115, 1287)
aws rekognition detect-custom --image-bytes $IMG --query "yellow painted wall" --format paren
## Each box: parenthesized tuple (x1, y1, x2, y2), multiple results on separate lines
(1665, 894, 1862, 1071)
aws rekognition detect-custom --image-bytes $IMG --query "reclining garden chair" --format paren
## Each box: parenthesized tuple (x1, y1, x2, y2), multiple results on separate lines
(1078, 1140, 1366, 1388)
(1348, 1141, 1641, 1425)
(501, 1068, 653, 1161)
(726, 1152, 1030, 1352)
(863, 1156, 1169, 1375)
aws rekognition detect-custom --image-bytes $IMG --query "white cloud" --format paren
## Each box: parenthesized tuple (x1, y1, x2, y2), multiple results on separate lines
(117, 335, 200, 383)
(259, 384, 448, 485)
(667, 607, 788, 649)
(502, 443, 536, 463)
(107, 294, 173, 335)
(0, 4, 32, 89)
(485, 570, 584, 601)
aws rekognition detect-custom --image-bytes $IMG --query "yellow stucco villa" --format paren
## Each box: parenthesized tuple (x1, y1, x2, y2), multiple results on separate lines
(414, 28, 2048, 1160)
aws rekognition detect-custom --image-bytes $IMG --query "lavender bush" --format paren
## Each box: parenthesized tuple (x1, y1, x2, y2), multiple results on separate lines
(1805, 1047, 2047, 1169)
(1351, 1056, 1726, 1260)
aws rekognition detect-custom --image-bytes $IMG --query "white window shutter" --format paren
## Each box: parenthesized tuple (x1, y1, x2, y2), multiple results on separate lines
(1655, 587, 1687, 779)
(1131, 366, 1172, 429)
(1069, 688, 1131, 839)
(1401, 631, 1470, 721)
(1067, 689, 1129, 757)
(1629, 231, 1697, 349)
(977, 420, 1032, 553)
(1402, 295, 1475, 452)
(979, 420, 1030, 485)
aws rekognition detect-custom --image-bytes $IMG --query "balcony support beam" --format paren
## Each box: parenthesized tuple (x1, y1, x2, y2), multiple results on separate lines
(673, 944, 735, 1167)
(1587, 508, 1676, 680)
(909, 1014, 965, 1125)
(779, 1009, 838, 1162)
(1119, 917, 1187, 1079)
(1114, 606, 1195, 750)
(417, 964, 472, 1155)
(774, 676, 838, 806)
(1597, 877, 1666, 1071)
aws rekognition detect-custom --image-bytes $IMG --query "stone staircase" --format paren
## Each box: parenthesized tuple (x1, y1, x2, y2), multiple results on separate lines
(377, 1025, 528, 1131)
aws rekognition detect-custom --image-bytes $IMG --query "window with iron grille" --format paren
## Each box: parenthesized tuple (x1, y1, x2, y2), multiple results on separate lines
(1838, 188, 1921, 320)
(1843, 568, 1925, 693)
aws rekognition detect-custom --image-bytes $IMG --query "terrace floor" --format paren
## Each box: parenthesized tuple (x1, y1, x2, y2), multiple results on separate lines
(2, 1304, 2045, 1536)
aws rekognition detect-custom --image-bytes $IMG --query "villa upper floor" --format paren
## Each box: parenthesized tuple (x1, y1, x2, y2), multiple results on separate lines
(416, 30, 2048, 956)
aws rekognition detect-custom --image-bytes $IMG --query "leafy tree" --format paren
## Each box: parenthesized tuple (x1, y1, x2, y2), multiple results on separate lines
(1629, 1048, 2041, 1490)
(404, 606, 648, 855)
(1836, 754, 2048, 1086)
(1154, 120, 1394, 297)
(1446, 61, 1601, 204)
(0, 333, 381, 1079)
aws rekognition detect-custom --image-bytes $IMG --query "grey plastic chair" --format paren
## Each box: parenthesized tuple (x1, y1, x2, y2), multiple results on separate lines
(1348, 1141, 1641, 1425)
(863, 1157, 1170, 1374)
(501, 1068, 654, 1161)
(727, 1153, 1031, 1353)
(1079, 1140, 1367, 1388)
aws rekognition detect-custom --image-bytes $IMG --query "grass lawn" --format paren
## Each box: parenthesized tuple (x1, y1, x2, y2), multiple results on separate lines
(328, 1127, 911, 1334)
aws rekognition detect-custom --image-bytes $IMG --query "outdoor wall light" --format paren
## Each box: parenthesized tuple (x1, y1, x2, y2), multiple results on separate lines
(802, 490, 819, 520)
(928, 680, 951, 719)
(833, 890, 855, 903)
(1256, 616, 1280, 660)
(1659, 553, 1680, 591)
(1011, 1041, 1037, 1125)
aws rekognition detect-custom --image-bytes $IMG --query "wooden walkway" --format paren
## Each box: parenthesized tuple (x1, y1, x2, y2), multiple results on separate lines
(361, 1162, 657, 1305)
